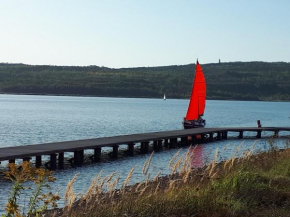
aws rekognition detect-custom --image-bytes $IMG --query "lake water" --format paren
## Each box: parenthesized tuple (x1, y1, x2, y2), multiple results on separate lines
(0, 94, 289, 212)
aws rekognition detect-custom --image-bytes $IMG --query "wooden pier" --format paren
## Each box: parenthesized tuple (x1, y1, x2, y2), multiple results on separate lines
(0, 127, 289, 170)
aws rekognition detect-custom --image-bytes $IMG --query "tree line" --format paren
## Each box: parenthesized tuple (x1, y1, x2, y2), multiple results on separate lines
(0, 61, 290, 101)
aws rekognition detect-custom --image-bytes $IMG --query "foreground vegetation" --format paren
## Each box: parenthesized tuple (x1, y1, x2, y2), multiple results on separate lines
(2, 162, 60, 217)
(53, 145, 290, 217)
(1, 61, 290, 101)
(3, 139, 290, 217)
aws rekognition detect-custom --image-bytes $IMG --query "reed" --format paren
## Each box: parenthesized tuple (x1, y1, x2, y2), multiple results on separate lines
(170, 155, 184, 176)
(138, 185, 148, 197)
(121, 165, 136, 195)
(207, 148, 219, 177)
(108, 174, 120, 199)
(142, 151, 154, 175)
(64, 173, 79, 211)
(167, 149, 181, 169)
(10, 138, 288, 217)
(152, 171, 161, 182)
(229, 141, 244, 170)
(135, 181, 144, 193)
(221, 142, 229, 154)
(83, 175, 99, 203)
(179, 146, 193, 175)
(182, 167, 192, 184)
(153, 182, 161, 195)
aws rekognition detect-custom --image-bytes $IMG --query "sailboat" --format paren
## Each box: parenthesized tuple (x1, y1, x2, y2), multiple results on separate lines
(163, 93, 166, 100)
(182, 60, 206, 129)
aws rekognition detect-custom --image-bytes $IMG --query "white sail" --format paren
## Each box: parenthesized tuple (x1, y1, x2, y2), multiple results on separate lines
(164, 94, 166, 100)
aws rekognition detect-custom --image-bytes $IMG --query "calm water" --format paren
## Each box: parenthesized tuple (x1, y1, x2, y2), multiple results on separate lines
(0, 94, 289, 211)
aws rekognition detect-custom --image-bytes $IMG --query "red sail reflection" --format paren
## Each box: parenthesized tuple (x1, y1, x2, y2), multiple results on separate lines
(190, 145, 204, 168)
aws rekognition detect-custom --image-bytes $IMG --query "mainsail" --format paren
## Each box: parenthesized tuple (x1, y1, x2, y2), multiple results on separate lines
(185, 61, 206, 121)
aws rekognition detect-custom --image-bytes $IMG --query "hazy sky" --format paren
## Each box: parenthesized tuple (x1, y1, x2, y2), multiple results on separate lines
(1, 0, 289, 68)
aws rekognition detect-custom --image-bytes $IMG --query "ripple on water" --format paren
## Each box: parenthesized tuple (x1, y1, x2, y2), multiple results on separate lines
(0, 95, 289, 212)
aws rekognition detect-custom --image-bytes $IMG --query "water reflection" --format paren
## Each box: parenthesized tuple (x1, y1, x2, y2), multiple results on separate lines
(191, 145, 205, 168)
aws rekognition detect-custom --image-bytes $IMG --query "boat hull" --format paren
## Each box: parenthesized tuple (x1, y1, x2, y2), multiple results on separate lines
(183, 120, 206, 129)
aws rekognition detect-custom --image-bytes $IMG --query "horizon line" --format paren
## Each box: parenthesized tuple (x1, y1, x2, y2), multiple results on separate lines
(0, 60, 289, 69)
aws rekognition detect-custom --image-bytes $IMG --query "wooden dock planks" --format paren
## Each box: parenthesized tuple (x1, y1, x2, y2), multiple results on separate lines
(0, 127, 289, 162)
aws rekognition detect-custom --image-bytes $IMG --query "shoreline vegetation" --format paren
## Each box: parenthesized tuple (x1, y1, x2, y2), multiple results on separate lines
(1, 61, 290, 101)
(2, 92, 290, 103)
(2, 138, 290, 217)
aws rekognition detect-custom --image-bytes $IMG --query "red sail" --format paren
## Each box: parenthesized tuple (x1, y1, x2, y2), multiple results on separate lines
(185, 61, 206, 121)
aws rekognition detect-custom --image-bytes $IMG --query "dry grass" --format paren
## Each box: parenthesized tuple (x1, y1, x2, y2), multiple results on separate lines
(46, 139, 290, 217)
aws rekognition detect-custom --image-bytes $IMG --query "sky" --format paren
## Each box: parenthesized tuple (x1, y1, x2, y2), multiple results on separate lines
(0, 0, 290, 68)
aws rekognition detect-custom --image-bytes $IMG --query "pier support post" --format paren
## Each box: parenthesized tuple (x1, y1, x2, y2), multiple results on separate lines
(158, 140, 163, 150)
(112, 145, 119, 159)
(200, 134, 206, 144)
(153, 141, 159, 151)
(170, 138, 178, 148)
(256, 130, 262, 139)
(209, 133, 214, 142)
(191, 135, 196, 145)
(217, 132, 221, 140)
(153, 140, 163, 151)
(35, 156, 42, 168)
(50, 154, 57, 170)
(195, 135, 201, 144)
(94, 148, 101, 162)
(141, 142, 149, 154)
(181, 137, 188, 146)
(74, 150, 82, 167)
(164, 139, 169, 147)
(128, 143, 134, 156)
(274, 131, 279, 138)
(9, 159, 15, 164)
(80, 150, 84, 165)
(222, 131, 228, 140)
(23, 157, 31, 162)
(239, 131, 243, 139)
(58, 153, 64, 170)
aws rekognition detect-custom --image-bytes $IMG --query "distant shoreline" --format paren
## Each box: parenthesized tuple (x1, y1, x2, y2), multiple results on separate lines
(1, 92, 290, 102)
(1, 61, 290, 102)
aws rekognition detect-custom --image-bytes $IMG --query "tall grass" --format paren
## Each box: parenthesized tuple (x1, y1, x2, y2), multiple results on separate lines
(47, 139, 290, 217)
(4, 138, 290, 217)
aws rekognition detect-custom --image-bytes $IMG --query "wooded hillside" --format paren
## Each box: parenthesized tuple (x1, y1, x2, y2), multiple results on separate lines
(0, 61, 289, 101)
